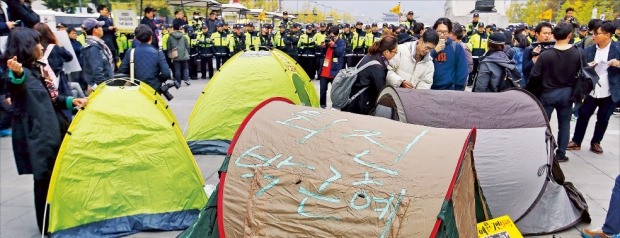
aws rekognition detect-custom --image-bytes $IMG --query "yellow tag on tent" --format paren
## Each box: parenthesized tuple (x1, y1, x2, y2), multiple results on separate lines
(258, 11, 266, 21)
(539, 9, 553, 20)
(477, 215, 523, 238)
(390, 3, 401, 15)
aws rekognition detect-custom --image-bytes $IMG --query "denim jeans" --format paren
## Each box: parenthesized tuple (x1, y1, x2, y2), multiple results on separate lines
(603, 175, 620, 235)
(571, 96, 616, 145)
(320, 77, 333, 108)
(173, 60, 189, 83)
(540, 87, 573, 158)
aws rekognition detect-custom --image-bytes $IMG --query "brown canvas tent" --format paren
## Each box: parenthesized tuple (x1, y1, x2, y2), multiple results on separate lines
(373, 87, 591, 235)
(180, 98, 491, 237)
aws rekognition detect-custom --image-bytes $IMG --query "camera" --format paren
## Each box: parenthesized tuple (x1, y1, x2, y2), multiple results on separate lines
(160, 81, 180, 101)
(531, 41, 555, 55)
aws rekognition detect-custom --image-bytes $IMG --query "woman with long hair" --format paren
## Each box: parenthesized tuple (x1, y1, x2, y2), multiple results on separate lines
(3, 27, 87, 233)
(343, 34, 399, 115)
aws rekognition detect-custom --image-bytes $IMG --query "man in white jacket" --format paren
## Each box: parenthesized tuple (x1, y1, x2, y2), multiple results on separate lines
(387, 30, 439, 89)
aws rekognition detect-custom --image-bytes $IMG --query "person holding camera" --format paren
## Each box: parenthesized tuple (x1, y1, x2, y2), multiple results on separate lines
(118, 24, 171, 93)
(564, 8, 580, 29)
(318, 26, 345, 109)
(522, 22, 553, 85)
(526, 22, 583, 162)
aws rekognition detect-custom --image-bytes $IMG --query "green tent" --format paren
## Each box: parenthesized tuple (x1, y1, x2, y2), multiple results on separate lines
(47, 80, 208, 237)
(185, 50, 319, 155)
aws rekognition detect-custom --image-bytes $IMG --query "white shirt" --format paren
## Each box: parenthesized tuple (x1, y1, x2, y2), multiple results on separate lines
(592, 41, 611, 98)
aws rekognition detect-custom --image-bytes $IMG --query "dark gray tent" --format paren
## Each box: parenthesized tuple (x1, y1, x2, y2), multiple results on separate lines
(373, 87, 591, 235)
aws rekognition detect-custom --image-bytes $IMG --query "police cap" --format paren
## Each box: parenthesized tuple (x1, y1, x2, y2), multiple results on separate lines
(407, 11, 414, 15)
(343, 23, 351, 28)
(579, 25, 588, 31)
(371, 23, 377, 27)
(319, 22, 326, 27)
(216, 22, 224, 27)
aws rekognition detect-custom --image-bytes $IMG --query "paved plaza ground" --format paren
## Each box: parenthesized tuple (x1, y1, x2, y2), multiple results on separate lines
(1, 79, 618, 237)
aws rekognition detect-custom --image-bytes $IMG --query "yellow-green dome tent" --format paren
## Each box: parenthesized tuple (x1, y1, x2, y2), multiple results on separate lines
(185, 50, 319, 155)
(46, 81, 208, 237)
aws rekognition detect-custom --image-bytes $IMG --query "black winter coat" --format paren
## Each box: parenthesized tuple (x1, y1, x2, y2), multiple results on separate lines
(7, 0, 40, 28)
(8, 66, 71, 180)
(45, 44, 73, 75)
(344, 54, 387, 115)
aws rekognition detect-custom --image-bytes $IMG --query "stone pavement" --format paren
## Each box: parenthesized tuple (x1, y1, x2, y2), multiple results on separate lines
(1, 79, 618, 237)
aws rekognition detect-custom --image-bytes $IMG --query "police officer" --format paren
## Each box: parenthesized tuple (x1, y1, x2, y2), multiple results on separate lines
(351, 21, 367, 66)
(299, 24, 317, 78)
(466, 13, 482, 37)
(284, 23, 301, 61)
(259, 24, 273, 49)
(245, 23, 260, 51)
(572, 25, 588, 44)
(189, 11, 204, 30)
(339, 23, 354, 67)
(116, 32, 129, 60)
(401, 11, 417, 32)
(281, 11, 293, 29)
(188, 23, 201, 79)
(197, 25, 214, 79)
(313, 23, 327, 78)
(162, 24, 174, 70)
(231, 24, 246, 55)
(366, 23, 382, 46)
(211, 22, 231, 70)
(468, 22, 488, 86)
(273, 23, 287, 51)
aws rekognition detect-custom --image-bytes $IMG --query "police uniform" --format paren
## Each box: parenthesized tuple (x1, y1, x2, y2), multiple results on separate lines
(231, 25, 246, 55)
(116, 33, 129, 60)
(245, 23, 261, 51)
(259, 24, 274, 50)
(211, 22, 231, 69)
(366, 23, 382, 47)
(197, 28, 214, 79)
(400, 11, 417, 33)
(351, 22, 367, 66)
(189, 28, 200, 79)
(273, 24, 288, 51)
(284, 24, 301, 61)
(299, 25, 317, 79)
(339, 24, 355, 67)
(468, 28, 488, 85)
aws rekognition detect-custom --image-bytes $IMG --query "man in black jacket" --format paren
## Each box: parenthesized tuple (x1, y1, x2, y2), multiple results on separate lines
(119, 24, 171, 92)
(140, 7, 159, 49)
(7, 0, 39, 28)
(97, 5, 117, 61)
(205, 11, 219, 34)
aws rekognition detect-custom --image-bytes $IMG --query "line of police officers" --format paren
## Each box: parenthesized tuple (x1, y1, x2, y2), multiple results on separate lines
(156, 20, 391, 80)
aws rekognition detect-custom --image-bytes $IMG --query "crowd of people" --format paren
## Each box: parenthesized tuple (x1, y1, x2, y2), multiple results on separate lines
(0, 2, 619, 236)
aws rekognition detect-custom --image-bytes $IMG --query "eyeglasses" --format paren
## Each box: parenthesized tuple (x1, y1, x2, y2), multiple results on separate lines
(436, 30, 449, 35)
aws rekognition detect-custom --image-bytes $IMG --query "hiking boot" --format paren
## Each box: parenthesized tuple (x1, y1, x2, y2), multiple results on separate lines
(581, 228, 611, 238)
(590, 143, 603, 154)
(567, 141, 581, 150)
(184, 80, 191, 86)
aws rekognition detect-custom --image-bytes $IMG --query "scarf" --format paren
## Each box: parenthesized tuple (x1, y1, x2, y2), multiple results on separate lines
(85, 36, 114, 70)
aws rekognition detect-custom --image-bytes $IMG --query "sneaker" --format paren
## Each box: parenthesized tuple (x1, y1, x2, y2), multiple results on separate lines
(571, 115, 578, 121)
(581, 228, 611, 238)
(556, 155, 569, 162)
(0, 129, 11, 137)
(184, 80, 191, 86)
(614, 107, 620, 115)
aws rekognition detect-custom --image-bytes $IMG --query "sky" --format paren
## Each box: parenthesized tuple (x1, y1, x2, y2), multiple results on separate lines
(280, 0, 449, 23)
